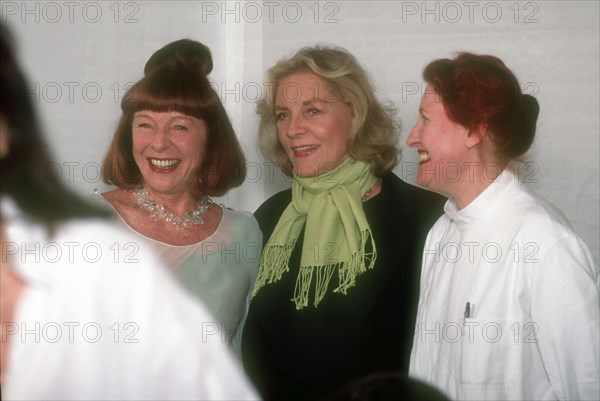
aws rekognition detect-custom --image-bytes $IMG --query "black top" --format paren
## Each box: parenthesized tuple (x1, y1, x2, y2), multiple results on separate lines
(242, 172, 445, 401)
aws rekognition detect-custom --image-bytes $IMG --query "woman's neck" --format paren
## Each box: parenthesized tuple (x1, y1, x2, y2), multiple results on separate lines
(450, 154, 506, 210)
(141, 186, 200, 216)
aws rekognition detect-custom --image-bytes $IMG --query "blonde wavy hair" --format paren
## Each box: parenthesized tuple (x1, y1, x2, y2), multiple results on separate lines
(257, 45, 400, 177)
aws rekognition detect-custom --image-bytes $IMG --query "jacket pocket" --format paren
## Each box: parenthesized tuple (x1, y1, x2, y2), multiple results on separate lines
(460, 318, 521, 387)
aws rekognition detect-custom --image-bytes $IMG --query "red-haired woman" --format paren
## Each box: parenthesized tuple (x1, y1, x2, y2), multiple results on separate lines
(407, 53, 598, 400)
(100, 39, 262, 352)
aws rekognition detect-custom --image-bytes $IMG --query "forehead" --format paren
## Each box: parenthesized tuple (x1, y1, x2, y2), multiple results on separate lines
(275, 72, 338, 104)
(133, 110, 194, 120)
(420, 85, 445, 111)
(132, 110, 207, 130)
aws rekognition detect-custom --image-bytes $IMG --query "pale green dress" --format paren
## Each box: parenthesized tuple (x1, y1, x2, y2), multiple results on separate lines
(96, 194, 262, 354)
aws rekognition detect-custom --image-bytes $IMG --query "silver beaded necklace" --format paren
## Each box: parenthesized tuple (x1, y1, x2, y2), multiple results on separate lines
(132, 185, 209, 228)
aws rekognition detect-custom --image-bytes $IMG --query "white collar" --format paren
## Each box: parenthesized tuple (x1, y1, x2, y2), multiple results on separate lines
(443, 169, 518, 229)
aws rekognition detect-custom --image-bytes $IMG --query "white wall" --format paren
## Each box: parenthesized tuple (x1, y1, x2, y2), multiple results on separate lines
(3, 0, 598, 263)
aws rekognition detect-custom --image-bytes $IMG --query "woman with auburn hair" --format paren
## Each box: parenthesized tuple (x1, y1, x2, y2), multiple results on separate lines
(0, 24, 257, 400)
(242, 45, 445, 401)
(407, 52, 599, 400)
(100, 39, 262, 352)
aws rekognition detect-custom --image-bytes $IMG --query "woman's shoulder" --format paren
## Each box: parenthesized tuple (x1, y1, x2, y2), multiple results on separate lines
(253, 188, 292, 241)
(505, 182, 580, 241)
(257, 188, 292, 208)
(90, 188, 136, 220)
(3, 194, 125, 246)
(6, 205, 162, 282)
(254, 188, 292, 220)
(222, 207, 262, 238)
(98, 188, 130, 210)
(499, 183, 597, 281)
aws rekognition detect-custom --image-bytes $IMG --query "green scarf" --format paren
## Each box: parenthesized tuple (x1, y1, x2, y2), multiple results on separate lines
(252, 158, 378, 309)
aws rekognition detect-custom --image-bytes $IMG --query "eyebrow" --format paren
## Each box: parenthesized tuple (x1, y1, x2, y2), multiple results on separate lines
(170, 114, 194, 121)
(275, 98, 330, 110)
(133, 112, 193, 121)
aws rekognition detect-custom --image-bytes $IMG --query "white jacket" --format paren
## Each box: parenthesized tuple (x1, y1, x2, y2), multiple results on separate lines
(1, 197, 259, 400)
(409, 170, 599, 400)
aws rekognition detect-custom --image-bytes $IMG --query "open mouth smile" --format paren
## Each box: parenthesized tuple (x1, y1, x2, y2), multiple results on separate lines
(148, 158, 180, 172)
(292, 145, 319, 157)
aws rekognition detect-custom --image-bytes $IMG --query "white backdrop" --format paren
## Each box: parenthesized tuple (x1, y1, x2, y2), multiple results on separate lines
(3, 0, 598, 264)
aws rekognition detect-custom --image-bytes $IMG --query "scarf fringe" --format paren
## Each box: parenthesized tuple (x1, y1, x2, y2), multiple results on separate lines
(252, 243, 294, 297)
(292, 264, 335, 309)
(335, 229, 377, 294)
(291, 229, 377, 309)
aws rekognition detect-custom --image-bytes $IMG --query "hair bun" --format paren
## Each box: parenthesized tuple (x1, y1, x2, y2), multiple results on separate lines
(521, 93, 538, 106)
(144, 39, 213, 77)
(520, 93, 540, 129)
(505, 93, 540, 158)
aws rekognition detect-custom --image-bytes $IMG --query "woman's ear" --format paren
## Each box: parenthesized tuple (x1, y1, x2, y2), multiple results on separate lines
(465, 123, 487, 149)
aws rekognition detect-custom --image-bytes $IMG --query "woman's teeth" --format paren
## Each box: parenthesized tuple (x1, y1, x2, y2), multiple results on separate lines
(294, 145, 318, 152)
(150, 159, 179, 168)
(419, 152, 431, 163)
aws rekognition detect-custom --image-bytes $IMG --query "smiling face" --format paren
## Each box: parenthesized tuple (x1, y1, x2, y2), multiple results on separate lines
(132, 110, 207, 197)
(275, 72, 354, 177)
(406, 85, 471, 197)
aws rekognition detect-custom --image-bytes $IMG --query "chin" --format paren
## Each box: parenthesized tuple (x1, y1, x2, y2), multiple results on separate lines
(416, 175, 428, 187)
(294, 170, 312, 178)
(291, 164, 314, 177)
(144, 181, 178, 193)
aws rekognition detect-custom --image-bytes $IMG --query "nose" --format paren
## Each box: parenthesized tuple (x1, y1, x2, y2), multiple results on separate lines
(286, 113, 305, 138)
(150, 127, 170, 151)
(406, 122, 420, 147)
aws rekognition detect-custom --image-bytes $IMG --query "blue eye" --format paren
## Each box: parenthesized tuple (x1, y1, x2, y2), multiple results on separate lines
(173, 125, 188, 131)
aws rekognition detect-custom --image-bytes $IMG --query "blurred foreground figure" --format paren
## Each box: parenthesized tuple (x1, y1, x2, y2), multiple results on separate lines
(0, 23, 259, 401)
